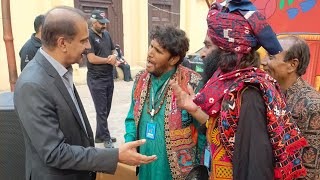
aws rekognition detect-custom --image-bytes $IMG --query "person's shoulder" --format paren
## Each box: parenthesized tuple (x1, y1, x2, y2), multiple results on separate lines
(241, 85, 261, 97)
(103, 31, 111, 36)
(135, 70, 148, 81)
(17, 60, 46, 85)
(303, 87, 320, 109)
(296, 82, 320, 103)
(178, 65, 202, 82)
(20, 38, 33, 51)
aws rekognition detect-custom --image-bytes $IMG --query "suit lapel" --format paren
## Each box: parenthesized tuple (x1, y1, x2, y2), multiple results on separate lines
(35, 52, 89, 136)
(74, 86, 94, 146)
(54, 79, 89, 136)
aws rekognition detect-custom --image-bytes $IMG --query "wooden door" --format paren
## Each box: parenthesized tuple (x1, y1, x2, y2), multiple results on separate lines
(74, 0, 124, 66)
(148, 0, 180, 41)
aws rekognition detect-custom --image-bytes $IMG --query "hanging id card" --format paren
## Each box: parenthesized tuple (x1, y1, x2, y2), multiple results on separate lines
(204, 145, 211, 170)
(146, 122, 157, 140)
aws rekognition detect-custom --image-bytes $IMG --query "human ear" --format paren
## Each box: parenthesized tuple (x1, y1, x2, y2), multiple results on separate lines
(169, 56, 180, 66)
(288, 58, 299, 73)
(57, 37, 67, 52)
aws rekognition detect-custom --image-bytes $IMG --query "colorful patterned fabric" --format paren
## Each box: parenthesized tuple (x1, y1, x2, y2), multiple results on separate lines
(133, 65, 202, 180)
(194, 67, 308, 179)
(285, 78, 320, 180)
(206, 3, 282, 57)
(206, 117, 233, 180)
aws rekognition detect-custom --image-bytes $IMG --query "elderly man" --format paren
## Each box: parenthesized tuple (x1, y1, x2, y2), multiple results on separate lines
(262, 36, 320, 180)
(171, 1, 307, 180)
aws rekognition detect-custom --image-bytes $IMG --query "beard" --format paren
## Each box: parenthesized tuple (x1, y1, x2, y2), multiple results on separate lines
(202, 49, 222, 83)
(149, 65, 170, 77)
(95, 27, 105, 34)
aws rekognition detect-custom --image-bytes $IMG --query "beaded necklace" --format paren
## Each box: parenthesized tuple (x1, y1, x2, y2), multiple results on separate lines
(146, 77, 171, 120)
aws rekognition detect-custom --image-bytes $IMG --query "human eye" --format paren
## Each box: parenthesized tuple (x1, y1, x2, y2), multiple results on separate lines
(268, 54, 274, 60)
(81, 38, 89, 44)
(155, 48, 163, 54)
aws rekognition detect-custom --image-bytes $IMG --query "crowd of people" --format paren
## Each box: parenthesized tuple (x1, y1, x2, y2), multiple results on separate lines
(14, 0, 319, 180)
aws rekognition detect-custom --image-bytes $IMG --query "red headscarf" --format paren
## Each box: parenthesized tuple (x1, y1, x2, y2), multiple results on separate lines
(194, 68, 307, 179)
(195, 3, 307, 179)
(206, 3, 282, 57)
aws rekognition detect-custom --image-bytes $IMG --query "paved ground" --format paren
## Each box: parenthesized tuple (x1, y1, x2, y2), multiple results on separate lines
(76, 80, 134, 148)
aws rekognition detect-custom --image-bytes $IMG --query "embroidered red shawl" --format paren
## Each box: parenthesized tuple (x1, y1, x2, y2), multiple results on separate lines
(194, 67, 307, 179)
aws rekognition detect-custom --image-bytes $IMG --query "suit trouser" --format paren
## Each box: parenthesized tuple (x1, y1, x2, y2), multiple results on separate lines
(87, 75, 114, 141)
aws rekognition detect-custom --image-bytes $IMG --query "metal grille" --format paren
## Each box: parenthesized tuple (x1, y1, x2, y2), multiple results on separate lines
(0, 93, 25, 180)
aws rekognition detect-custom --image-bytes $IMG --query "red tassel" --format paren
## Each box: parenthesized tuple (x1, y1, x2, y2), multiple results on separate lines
(286, 138, 308, 154)
(274, 163, 294, 179)
(284, 168, 307, 180)
(274, 168, 282, 179)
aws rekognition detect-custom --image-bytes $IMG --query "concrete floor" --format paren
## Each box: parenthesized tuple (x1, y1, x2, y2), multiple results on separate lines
(76, 80, 134, 148)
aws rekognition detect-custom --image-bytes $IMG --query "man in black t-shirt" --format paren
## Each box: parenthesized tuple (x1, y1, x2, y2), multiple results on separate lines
(19, 14, 45, 71)
(86, 9, 117, 148)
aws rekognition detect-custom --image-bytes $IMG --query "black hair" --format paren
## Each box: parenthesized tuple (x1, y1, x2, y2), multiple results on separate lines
(217, 49, 260, 73)
(34, 15, 45, 33)
(282, 36, 310, 76)
(149, 25, 189, 65)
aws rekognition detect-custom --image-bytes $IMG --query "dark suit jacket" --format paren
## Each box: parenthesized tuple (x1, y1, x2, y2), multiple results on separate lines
(14, 51, 119, 180)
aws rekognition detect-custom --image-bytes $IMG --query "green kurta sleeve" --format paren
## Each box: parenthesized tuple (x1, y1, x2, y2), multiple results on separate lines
(124, 83, 137, 142)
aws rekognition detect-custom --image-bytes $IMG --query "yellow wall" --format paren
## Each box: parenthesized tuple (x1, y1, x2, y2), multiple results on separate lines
(0, 0, 73, 91)
(1, 0, 208, 91)
(180, 0, 208, 53)
(121, 0, 208, 70)
(122, 0, 149, 67)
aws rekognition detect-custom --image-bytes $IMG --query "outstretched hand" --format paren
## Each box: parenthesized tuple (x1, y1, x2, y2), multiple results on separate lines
(119, 139, 157, 166)
(169, 80, 198, 113)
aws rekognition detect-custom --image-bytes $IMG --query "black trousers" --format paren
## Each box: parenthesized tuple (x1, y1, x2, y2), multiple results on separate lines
(113, 63, 132, 81)
(87, 74, 114, 141)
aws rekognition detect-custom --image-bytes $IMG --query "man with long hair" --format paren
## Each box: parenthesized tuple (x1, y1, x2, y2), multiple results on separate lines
(171, 1, 307, 179)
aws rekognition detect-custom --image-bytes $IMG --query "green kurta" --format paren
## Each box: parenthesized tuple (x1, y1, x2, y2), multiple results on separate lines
(125, 69, 175, 180)
(125, 67, 206, 179)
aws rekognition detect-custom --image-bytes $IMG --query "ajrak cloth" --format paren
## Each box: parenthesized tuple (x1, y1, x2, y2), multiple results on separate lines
(194, 67, 308, 179)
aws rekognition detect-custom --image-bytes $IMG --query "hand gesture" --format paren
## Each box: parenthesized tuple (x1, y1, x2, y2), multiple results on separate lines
(106, 54, 117, 65)
(119, 139, 157, 166)
(169, 80, 198, 113)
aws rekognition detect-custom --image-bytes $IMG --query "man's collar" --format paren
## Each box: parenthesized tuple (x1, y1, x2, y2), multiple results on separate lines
(285, 77, 305, 96)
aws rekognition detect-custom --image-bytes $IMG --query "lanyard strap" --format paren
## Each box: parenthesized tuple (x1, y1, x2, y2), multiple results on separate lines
(148, 78, 170, 118)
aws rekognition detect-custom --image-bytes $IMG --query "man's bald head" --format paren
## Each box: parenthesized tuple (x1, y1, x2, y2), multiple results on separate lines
(279, 36, 310, 76)
(41, 6, 87, 49)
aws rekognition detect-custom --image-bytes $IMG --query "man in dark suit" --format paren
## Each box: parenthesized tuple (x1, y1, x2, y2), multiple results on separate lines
(14, 6, 156, 180)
